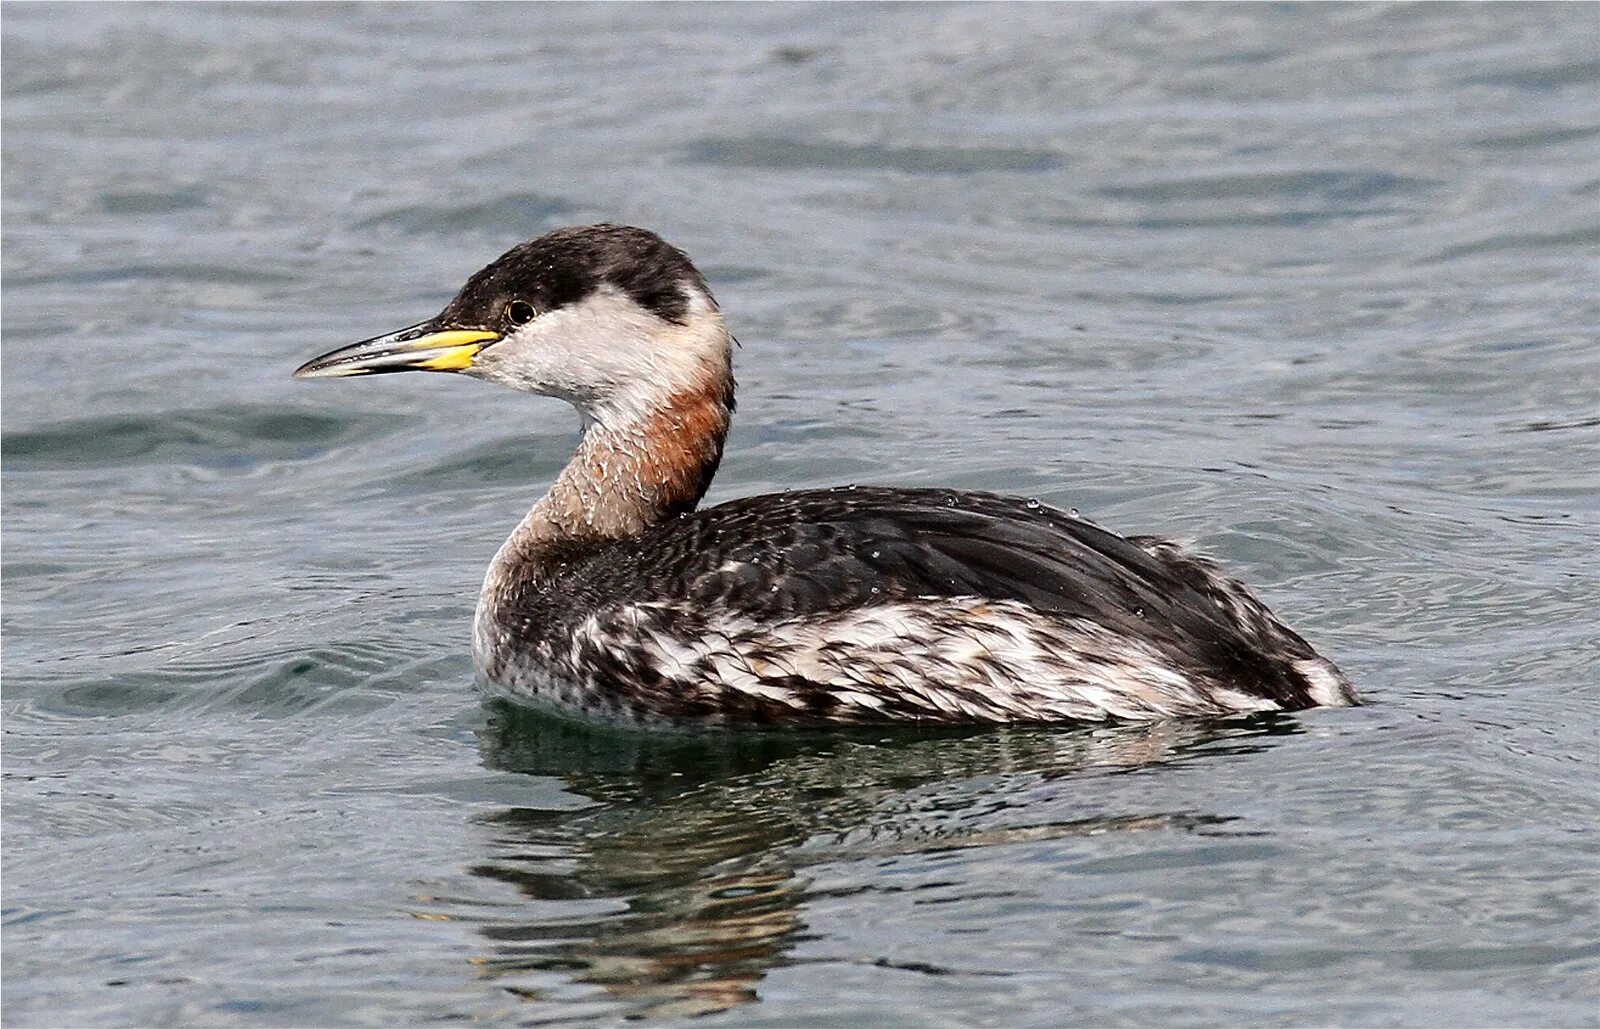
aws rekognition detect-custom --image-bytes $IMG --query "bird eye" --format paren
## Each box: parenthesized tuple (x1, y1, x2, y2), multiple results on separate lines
(506, 300, 537, 326)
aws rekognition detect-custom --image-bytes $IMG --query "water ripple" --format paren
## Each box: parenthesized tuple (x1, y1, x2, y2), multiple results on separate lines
(355, 192, 574, 236)
(4, 405, 412, 469)
(685, 136, 1065, 174)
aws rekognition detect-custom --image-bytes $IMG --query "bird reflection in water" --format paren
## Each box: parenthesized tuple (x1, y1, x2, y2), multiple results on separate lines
(458, 702, 1296, 1019)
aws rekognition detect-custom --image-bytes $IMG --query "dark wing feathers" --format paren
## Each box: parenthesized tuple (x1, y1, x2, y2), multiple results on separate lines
(549, 487, 1319, 707)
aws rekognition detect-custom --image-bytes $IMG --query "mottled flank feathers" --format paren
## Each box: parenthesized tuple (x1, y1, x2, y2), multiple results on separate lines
(477, 487, 1356, 727)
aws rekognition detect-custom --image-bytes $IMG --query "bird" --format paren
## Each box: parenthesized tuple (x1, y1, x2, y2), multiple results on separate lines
(294, 224, 1357, 728)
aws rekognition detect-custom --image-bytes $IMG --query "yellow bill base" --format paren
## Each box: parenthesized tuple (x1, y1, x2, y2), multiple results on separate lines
(406, 329, 502, 370)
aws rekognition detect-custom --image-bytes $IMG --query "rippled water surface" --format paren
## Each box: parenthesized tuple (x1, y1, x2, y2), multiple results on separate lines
(5, 3, 1599, 1025)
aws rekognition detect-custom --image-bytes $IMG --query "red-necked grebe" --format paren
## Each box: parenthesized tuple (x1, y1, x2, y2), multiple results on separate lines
(294, 224, 1356, 727)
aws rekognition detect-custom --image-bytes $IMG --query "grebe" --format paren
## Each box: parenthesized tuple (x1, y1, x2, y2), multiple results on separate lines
(295, 224, 1356, 727)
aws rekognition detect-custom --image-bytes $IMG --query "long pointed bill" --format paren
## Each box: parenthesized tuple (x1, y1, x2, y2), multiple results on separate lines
(292, 323, 502, 379)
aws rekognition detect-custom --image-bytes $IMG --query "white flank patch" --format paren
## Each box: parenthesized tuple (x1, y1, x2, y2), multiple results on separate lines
(1295, 659, 1356, 707)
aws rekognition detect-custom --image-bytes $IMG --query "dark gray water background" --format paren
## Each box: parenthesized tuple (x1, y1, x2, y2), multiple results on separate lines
(4, 3, 1599, 1025)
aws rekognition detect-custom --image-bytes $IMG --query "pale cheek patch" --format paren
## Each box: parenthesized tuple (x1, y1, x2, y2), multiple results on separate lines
(474, 285, 731, 423)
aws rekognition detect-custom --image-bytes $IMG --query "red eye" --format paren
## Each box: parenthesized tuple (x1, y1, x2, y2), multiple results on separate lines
(507, 300, 537, 326)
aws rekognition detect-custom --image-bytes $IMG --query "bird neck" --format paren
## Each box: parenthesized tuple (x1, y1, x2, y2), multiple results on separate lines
(491, 375, 733, 581)
(551, 379, 732, 538)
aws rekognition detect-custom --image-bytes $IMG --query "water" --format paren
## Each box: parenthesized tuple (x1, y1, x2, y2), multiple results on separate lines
(4, 3, 1598, 1025)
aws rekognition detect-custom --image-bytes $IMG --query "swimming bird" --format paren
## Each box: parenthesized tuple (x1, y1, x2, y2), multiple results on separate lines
(294, 224, 1356, 727)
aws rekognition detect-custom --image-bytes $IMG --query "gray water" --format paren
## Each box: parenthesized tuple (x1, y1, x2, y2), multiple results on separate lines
(4, 3, 1599, 1025)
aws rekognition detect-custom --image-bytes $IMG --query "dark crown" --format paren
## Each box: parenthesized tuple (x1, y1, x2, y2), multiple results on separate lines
(438, 224, 712, 330)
